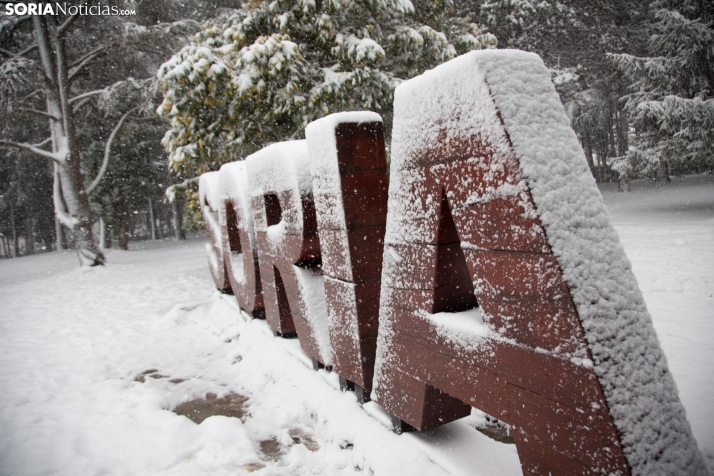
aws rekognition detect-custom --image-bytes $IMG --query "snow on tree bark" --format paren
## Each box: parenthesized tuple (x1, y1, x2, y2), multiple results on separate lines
(33, 15, 104, 266)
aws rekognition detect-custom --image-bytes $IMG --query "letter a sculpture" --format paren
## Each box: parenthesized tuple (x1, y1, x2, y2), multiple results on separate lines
(372, 50, 706, 476)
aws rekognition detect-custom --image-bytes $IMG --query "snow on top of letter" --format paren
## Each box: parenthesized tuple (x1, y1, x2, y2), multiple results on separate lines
(199, 171, 221, 211)
(245, 140, 312, 197)
(199, 171, 223, 241)
(217, 161, 255, 240)
(305, 110, 383, 191)
(198, 171, 225, 287)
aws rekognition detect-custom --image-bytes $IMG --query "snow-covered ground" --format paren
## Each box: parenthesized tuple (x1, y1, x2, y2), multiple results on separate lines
(0, 174, 712, 475)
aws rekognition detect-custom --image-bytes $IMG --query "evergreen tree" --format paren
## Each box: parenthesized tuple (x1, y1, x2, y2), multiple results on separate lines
(157, 0, 496, 197)
(477, 0, 581, 60)
(470, 0, 651, 184)
(611, 0, 714, 180)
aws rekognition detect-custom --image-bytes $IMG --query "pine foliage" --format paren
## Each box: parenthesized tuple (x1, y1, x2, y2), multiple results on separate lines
(474, 0, 651, 183)
(157, 0, 496, 181)
(479, 0, 581, 56)
(611, 0, 714, 178)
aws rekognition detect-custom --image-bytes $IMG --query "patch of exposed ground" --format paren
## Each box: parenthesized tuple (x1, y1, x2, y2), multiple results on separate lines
(172, 392, 249, 424)
(134, 369, 186, 384)
(259, 438, 284, 461)
(134, 369, 159, 383)
(237, 462, 265, 472)
(289, 428, 319, 451)
(258, 428, 320, 462)
(476, 423, 514, 444)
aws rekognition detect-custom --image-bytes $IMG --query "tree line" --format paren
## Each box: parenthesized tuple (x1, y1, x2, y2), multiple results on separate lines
(0, 0, 228, 260)
(461, 0, 713, 186)
(1, 0, 711, 263)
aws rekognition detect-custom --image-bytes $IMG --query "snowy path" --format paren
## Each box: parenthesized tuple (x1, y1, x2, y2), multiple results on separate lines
(0, 174, 712, 475)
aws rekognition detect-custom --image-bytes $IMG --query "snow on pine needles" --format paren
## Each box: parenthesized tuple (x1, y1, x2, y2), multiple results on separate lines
(0, 174, 713, 475)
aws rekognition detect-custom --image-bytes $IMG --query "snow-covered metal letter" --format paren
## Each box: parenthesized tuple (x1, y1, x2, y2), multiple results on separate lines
(217, 162, 265, 316)
(306, 112, 389, 395)
(372, 50, 706, 476)
(246, 141, 332, 367)
(199, 172, 231, 293)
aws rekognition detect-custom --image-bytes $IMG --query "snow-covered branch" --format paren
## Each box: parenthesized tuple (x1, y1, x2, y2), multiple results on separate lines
(0, 139, 65, 163)
(72, 96, 95, 114)
(19, 108, 60, 121)
(165, 177, 199, 202)
(0, 42, 37, 61)
(20, 89, 44, 103)
(86, 108, 136, 196)
(68, 47, 105, 81)
(17, 44, 38, 58)
(57, 10, 82, 37)
(33, 137, 53, 148)
(69, 89, 104, 104)
(0, 47, 17, 58)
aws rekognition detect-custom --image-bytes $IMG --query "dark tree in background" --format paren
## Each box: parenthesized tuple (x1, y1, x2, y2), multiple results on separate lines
(456, 0, 654, 185)
(1, 0, 710, 262)
(611, 0, 714, 181)
(0, 0, 238, 260)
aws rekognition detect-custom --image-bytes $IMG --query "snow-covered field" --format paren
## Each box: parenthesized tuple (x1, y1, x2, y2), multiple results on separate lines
(0, 174, 712, 475)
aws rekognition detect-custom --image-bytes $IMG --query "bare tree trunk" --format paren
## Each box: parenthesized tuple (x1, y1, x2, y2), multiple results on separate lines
(116, 208, 130, 250)
(172, 199, 185, 240)
(104, 223, 112, 248)
(56, 218, 68, 251)
(10, 199, 17, 258)
(99, 217, 112, 248)
(615, 86, 632, 192)
(156, 204, 163, 239)
(25, 217, 35, 255)
(99, 217, 105, 248)
(160, 204, 168, 238)
(616, 106, 628, 158)
(583, 133, 594, 172)
(148, 198, 156, 240)
(659, 158, 672, 182)
(34, 16, 104, 266)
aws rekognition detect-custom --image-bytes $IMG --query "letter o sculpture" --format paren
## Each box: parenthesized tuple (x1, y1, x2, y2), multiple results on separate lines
(217, 161, 265, 316)
(199, 171, 231, 293)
